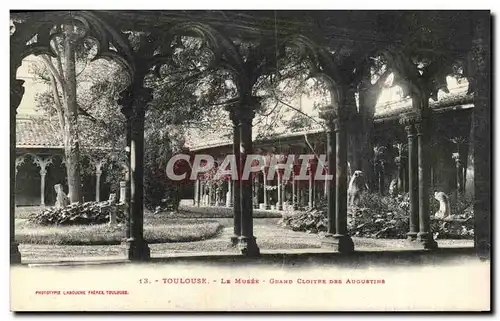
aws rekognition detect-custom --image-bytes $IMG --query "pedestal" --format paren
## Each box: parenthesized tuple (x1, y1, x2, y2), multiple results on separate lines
(238, 236, 260, 257)
(10, 242, 21, 264)
(124, 238, 151, 261)
(321, 234, 354, 253)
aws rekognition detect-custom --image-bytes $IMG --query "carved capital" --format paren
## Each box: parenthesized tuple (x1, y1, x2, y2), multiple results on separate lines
(119, 85, 153, 119)
(399, 111, 422, 127)
(32, 155, 53, 174)
(15, 155, 26, 171)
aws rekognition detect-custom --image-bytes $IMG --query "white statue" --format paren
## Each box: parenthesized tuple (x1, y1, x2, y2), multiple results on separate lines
(348, 171, 369, 206)
(434, 191, 451, 218)
(389, 178, 398, 197)
(54, 184, 70, 209)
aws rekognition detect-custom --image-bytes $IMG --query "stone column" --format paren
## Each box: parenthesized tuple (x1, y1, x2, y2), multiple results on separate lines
(200, 181, 205, 205)
(277, 171, 283, 210)
(227, 106, 241, 245)
(296, 176, 301, 209)
(323, 125, 336, 240)
(416, 120, 438, 249)
(400, 114, 419, 240)
(10, 78, 24, 264)
(325, 116, 354, 252)
(292, 172, 297, 210)
(208, 182, 213, 206)
(119, 85, 152, 261)
(33, 156, 53, 207)
(262, 170, 268, 209)
(471, 12, 491, 258)
(253, 174, 260, 209)
(94, 159, 105, 202)
(308, 169, 313, 208)
(237, 99, 260, 256)
(194, 179, 200, 206)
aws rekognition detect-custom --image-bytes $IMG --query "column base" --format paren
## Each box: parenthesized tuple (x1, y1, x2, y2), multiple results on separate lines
(238, 236, 260, 257)
(417, 232, 438, 250)
(277, 205, 283, 211)
(10, 242, 22, 265)
(124, 238, 151, 261)
(406, 231, 418, 241)
(321, 234, 355, 253)
(230, 234, 240, 246)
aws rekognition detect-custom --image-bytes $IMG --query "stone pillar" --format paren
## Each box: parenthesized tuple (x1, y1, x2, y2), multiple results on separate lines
(323, 126, 336, 240)
(296, 175, 301, 209)
(208, 182, 213, 206)
(319, 108, 353, 252)
(94, 159, 105, 202)
(11, 76, 25, 263)
(308, 170, 313, 208)
(292, 172, 297, 210)
(471, 12, 491, 258)
(227, 106, 241, 245)
(237, 100, 260, 256)
(416, 120, 438, 249)
(262, 170, 268, 209)
(400, 115, 419, 241)
(119, 85, 152, 261)
(200, 181, 205, 205)
(193, 179, 199, 206)
(277, 171, 283, 210)
(33, 156, 53, 207)
(253, 174, 260, 209)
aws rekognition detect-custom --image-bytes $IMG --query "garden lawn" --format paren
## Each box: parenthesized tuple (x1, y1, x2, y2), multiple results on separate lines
(15, 218, 223, 245)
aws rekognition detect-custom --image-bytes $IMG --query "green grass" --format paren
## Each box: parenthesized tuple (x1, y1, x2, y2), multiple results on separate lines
(15, 218, 223, 245)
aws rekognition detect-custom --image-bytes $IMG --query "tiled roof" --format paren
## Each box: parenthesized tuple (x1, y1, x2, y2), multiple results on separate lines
(187, 84, 473, 151)
(16, 116, 64, 148)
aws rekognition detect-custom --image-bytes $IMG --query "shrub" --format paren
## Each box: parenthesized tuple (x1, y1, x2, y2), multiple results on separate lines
(28, 201, 126, 226)
(279, 192, 474, 239)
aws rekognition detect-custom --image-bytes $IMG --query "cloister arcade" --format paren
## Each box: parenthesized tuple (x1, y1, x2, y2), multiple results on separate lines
(10, 11, 491, 262)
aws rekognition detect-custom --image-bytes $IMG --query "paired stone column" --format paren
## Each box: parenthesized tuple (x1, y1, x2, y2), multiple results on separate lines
(119, 85, 152, 261)
(324, 126, 336, 238)
(194, 179, 200, 206)
(227, 106, 241, 245)
(237, 98, 260, 256)
(320, 107, 354, 252)
(415, 118, 438, 249)
(262, 170, 268, 209)
(33, 156, 53, 206)
(400, 113, 419, 241)
(308, 170, 313, 208)
(277, 171, 283, 210)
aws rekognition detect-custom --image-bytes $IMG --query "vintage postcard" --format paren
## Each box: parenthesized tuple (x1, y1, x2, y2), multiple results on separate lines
(9, 9, 491, 312)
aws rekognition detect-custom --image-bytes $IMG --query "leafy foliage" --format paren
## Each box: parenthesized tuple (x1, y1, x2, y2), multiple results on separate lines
(28, 201, 126, 226)
(279, 192, 474, 239)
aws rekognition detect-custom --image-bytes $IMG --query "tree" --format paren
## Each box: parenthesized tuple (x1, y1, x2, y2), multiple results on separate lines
(29, 23, 101, 203)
